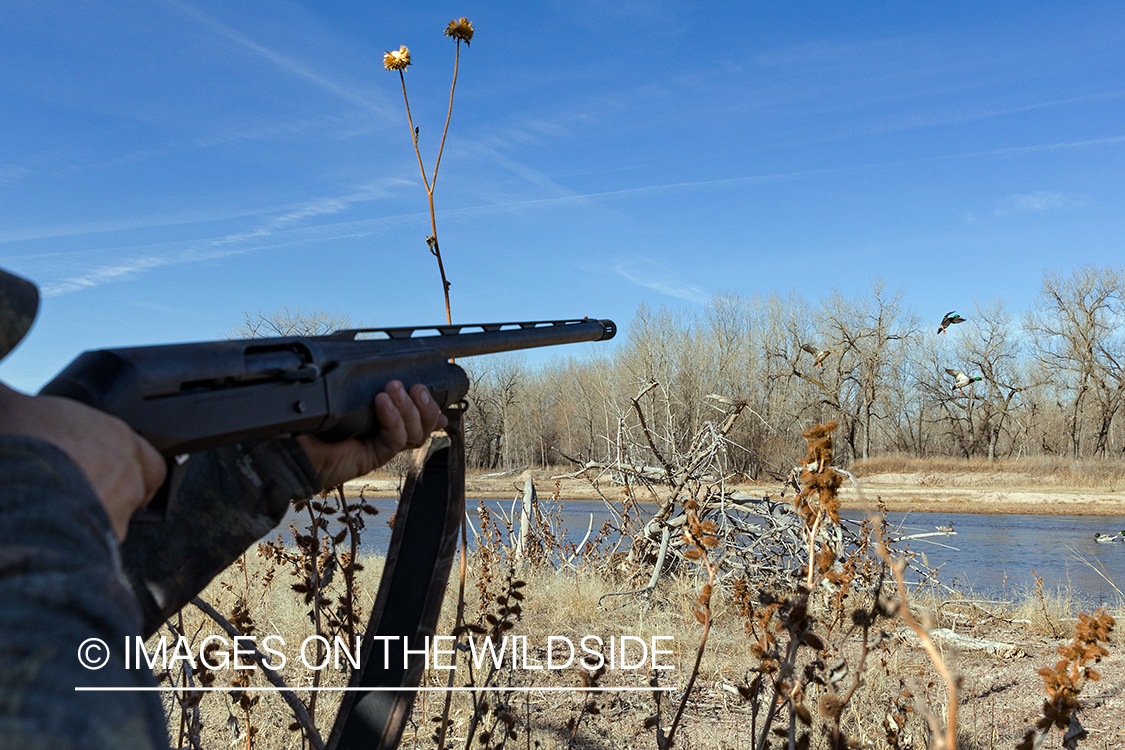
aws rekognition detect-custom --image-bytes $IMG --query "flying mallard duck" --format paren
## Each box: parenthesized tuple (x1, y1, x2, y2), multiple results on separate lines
(1094, 531, 1123, 543)
(800, 344, 835, 369)
(938, 311, 966, 334)
(945, 368, 983, 393)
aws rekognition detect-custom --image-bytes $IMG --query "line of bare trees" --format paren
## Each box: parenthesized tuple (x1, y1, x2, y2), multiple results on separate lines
(462, 265, 1125, 475)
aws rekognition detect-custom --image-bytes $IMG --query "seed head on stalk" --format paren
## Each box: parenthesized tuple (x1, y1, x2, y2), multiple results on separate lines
(382, 45, 411, 71)
(384, 20, 473, 326)
(444, 17, 473, 46)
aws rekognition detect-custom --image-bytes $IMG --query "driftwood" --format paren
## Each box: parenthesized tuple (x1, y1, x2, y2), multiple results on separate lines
(554, 382, 943, 603)
(897, 627, 1027, 659)
(513, 473, 535, 562)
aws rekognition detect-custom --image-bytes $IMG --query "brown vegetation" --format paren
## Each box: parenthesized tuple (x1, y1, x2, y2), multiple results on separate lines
(158, 396, 1125, 750)
(351, 454, 1125, 517)
(159, 508, 1124, 749)
(851, 455, 1125, 490)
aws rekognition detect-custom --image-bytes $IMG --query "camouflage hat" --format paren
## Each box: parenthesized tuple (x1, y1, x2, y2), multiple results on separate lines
(0, 268, 39, 361)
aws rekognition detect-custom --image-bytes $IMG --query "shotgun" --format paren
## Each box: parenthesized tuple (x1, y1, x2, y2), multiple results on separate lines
(40, 318, 616, 457)
(40, 317, 614, 521)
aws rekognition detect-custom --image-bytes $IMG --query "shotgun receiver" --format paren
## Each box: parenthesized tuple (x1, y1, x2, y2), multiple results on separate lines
(39, 318, 615, 457)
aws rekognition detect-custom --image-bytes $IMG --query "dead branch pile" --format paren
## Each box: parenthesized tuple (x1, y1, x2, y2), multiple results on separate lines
(554, 382, 938, 601)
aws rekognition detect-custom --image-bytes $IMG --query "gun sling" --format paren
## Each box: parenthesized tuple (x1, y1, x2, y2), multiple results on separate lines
(326, 408, 465, 750)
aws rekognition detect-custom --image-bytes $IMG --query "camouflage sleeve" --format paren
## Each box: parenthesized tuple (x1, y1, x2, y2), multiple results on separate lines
(121, 438, 322, 638)
(0, 435, 168, 750)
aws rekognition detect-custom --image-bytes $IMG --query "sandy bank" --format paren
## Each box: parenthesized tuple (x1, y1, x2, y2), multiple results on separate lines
(838, 474, 1125, 516)
(343, 471, 1125, 517)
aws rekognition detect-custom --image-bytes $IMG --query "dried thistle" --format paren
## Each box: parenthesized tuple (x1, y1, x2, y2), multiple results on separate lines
(444, 17, 474, 45)
(459, 568, 528, 749)
(657, 501, 719, 750)
(795, 421, 844, 590)
(382, 45, 411, 71)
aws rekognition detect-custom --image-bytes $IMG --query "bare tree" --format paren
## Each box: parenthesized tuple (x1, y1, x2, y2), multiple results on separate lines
(915, 299, 1030, 459)
(791, 281, 916, 462)
(961, 299, 1033, 459)
(229, 305, 353, 339)
(461, 354, 526, 470)
(232, 264, 1124, 474)
(1027, 265, 1125, 457)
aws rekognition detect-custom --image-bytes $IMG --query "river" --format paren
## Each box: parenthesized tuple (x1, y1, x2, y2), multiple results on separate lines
(279, 498, 1125, 604)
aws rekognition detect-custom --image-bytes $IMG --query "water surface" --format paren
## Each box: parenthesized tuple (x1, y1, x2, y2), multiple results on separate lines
(845, 509, 1125, 603)
(278, 499, 1125, 603)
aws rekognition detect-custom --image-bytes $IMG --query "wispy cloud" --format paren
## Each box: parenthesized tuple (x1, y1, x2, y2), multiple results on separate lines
(191, 115, 354, 148)
(461, 141, 578, 198)
(751, 35, 1125, 143)
(841, 92, 1125, 141)
(159, 0, 394, 119)
(984, 90, 1125, 119)
(525, 119, 573, 139)
(0, 207, 265, 246)
(16, 130, 1124, 297)
(18, 182, 414, 296)
(460, 133, 1125, 212)
(756, 40, 872, 68)
(993, 191, 1087, 217)
(208, 190, 377, 246)
(0, 205, 307, 247)
(0, 165, 33, 185)
(36, 238, 281, 297)
(41, 256, 180, 296)
(613, 261, 710, 305)
(982, 134, 1125, 156)
(0, 177, 411, 247)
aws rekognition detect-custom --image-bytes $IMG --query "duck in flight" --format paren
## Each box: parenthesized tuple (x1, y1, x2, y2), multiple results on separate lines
(801, 344, 835, 369)
(945, 368, 983, 394)
(938, 311, 966, 334)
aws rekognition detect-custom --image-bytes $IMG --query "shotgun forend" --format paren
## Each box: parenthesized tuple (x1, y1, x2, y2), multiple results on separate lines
(40, 318, 616, 456)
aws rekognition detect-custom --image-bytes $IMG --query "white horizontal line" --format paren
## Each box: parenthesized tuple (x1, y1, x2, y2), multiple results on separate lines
(76, 686, 671, 693)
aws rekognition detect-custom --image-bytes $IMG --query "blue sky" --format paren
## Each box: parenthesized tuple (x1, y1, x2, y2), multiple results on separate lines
(2, 1, 1123, 390)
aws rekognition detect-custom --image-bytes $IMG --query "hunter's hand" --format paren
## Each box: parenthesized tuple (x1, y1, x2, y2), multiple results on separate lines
(0, 382, 167, 542)
(296, 380, 448, 490)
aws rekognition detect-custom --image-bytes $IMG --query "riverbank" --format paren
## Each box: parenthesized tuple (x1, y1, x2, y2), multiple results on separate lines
(841, 471, 1125, 516)
(344, 468, 1125, 516)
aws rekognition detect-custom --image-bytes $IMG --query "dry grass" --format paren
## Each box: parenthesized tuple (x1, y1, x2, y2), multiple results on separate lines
(850, 454, 1125, 488)
(154, 551, 384, 750)
(159, 541, 1123, 750)
(159, 407, 1124, 749)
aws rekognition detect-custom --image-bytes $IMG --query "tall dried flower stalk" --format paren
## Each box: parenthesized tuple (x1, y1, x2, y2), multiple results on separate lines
(384, 18, 474, 325)
(875, 523, 961, 750)
(795, 420, 843, 589)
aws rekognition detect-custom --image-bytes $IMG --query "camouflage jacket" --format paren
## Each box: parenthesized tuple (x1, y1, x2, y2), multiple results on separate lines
(0, 435, 320, 750)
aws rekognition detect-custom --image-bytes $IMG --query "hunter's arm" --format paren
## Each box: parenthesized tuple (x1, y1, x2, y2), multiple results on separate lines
(0, 435, 169, 749)
(121, 438, 321, 638)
